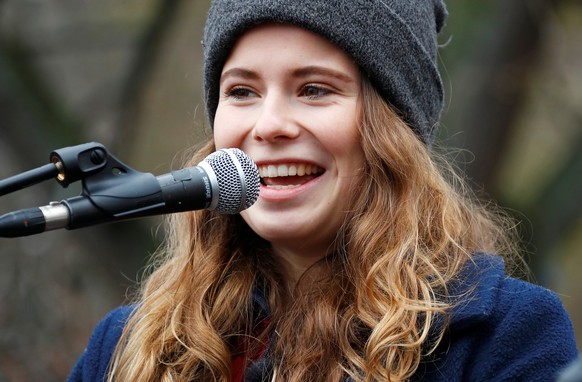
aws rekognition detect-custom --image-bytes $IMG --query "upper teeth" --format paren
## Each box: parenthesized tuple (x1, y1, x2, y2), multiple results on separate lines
(259, 163, 323, 178)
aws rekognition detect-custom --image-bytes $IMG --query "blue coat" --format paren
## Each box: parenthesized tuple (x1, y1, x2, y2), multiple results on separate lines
(68, 255, 579, 381)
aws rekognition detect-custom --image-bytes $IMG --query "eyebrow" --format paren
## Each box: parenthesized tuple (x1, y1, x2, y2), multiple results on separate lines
(220, 68, 259, 86)
(219, 65, 356, 85)
(292, 65, 356, 84)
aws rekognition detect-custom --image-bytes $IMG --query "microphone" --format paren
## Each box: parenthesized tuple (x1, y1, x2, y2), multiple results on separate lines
(0, 148, 260, 238)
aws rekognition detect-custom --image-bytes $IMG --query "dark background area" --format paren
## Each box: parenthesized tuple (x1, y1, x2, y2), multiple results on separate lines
(0, 1, 581, 380)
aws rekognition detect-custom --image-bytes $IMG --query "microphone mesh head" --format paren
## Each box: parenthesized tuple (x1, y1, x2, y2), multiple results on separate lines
(201, 148, 260, 214)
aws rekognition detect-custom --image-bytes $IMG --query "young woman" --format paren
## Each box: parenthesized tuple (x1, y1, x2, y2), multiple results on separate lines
(69, 0, 579, 381)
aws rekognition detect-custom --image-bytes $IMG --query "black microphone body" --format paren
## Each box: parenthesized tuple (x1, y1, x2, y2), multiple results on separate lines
(0, 149, 260, 238)
(64, 165, 216, 227)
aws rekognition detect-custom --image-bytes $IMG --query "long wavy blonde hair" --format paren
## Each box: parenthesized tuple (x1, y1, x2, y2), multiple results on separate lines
(107, 77, 520, 381)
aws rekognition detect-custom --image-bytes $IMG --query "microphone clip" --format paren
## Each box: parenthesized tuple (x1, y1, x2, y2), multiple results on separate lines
(1, 142, 163, 231)
(50, 142, 110, 188)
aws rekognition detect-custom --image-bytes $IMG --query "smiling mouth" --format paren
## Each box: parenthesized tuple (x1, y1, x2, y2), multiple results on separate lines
(259, 163, 324, 188)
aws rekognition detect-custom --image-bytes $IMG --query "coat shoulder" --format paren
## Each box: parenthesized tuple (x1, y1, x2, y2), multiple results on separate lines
(417, 254, 579, 381)
(67, 305, 135, 382)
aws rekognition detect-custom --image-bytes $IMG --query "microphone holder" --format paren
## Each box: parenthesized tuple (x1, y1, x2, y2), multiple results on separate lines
(0, 142, 170, 235)
(0, 142, 161, 217)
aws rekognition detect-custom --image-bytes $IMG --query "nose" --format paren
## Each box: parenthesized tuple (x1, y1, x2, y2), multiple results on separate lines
(252, 93, 300, 142)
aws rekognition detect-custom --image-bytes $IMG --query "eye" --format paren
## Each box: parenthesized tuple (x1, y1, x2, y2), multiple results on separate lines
(300, 84, 331, 100)
(225, 86, 257, 100)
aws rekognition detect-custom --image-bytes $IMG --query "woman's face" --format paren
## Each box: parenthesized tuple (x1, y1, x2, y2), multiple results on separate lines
(214, 23, 365, 271)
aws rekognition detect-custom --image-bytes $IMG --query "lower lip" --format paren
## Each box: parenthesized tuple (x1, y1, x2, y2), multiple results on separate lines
(258, 175, 323, 201)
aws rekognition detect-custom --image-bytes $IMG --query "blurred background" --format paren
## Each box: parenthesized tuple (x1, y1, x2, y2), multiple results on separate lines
(0, 0, 580, 380)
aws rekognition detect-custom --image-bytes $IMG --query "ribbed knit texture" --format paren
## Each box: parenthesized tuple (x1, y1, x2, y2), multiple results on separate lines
(203, 0, 447, 145)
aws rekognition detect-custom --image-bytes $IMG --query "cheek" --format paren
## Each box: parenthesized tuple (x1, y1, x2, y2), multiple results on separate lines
(332, 130, 365, 180)
(213, 107, 240, 149)
(324, 119, 363, 161)
(213, 128, 230, 150)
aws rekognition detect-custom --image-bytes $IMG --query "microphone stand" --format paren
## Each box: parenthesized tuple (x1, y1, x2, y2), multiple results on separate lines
(0, 142, 110, 196)
(0, 163, 60, 197)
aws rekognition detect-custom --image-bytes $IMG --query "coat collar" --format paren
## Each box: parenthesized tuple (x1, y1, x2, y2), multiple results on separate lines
(251, 253, 507, 328)
(448, 253, 506, 330)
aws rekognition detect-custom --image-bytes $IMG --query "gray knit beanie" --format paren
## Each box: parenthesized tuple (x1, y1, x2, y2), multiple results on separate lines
(203, 0, 447, 145)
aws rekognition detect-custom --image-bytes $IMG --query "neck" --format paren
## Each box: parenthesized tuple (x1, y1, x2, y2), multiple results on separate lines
(270, 244, 329, 286)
